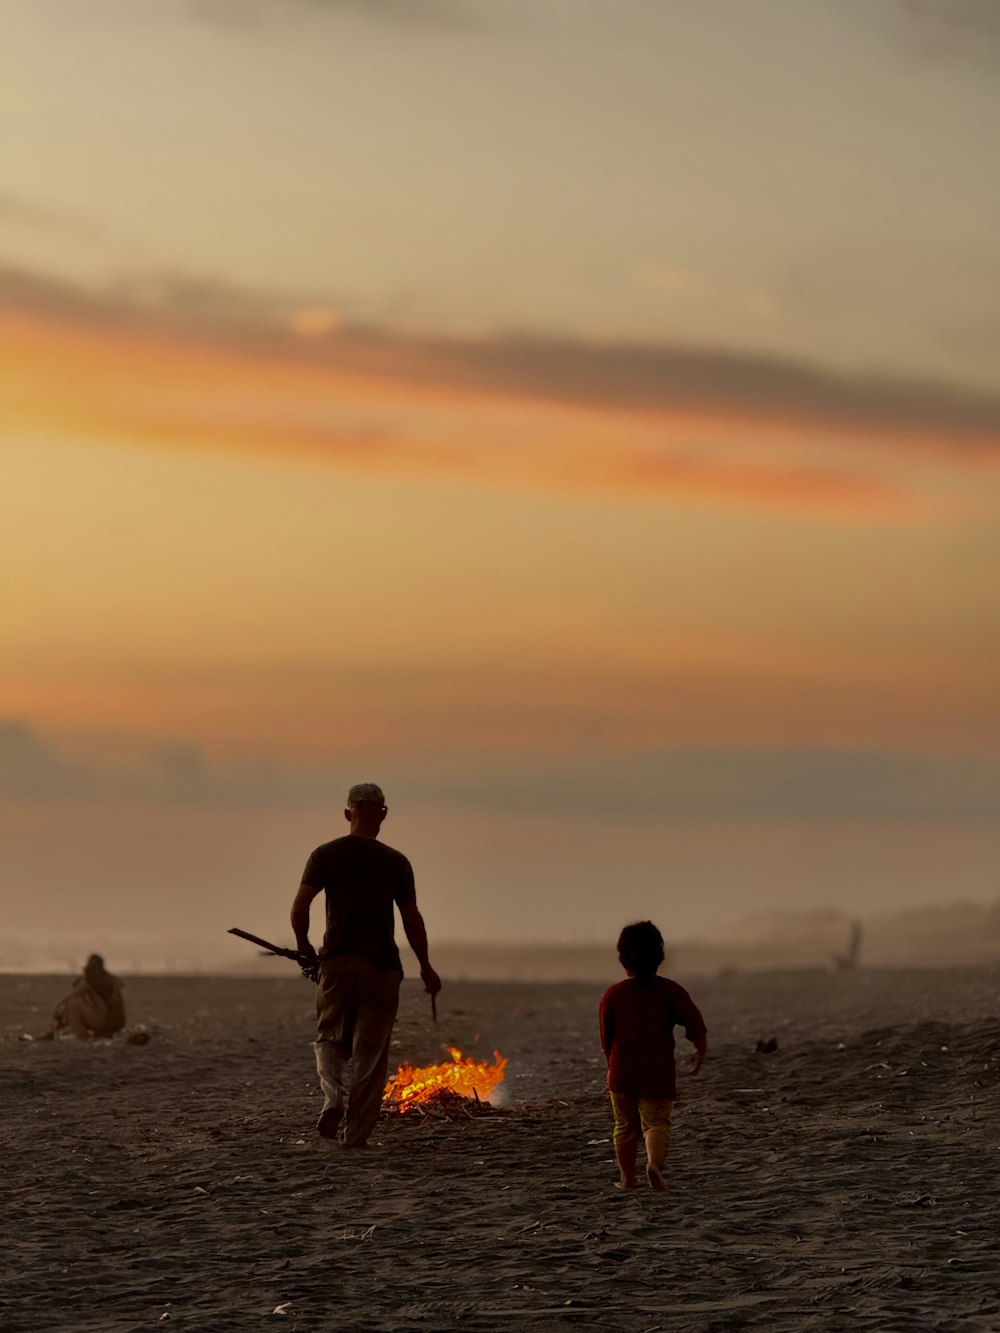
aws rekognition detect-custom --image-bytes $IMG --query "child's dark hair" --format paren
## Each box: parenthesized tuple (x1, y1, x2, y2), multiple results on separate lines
(617, 920, 665, 982)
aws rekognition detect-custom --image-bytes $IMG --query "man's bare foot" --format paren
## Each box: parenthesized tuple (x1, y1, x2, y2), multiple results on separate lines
(646, 1165, 666, 1192)
(615, 1176, 637, 1190)
(317, 1107, 342, 1139)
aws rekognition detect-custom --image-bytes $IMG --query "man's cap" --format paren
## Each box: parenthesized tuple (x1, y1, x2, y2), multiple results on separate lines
(347, 782, 386, 807)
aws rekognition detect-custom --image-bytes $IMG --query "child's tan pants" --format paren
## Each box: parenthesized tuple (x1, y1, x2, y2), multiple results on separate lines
(609, 1093, 674, 1149)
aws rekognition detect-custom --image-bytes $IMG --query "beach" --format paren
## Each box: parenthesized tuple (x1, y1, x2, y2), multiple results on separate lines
(2, 966, 999, 1332)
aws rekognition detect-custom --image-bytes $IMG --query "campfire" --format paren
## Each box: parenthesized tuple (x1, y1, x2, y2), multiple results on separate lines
(383, 1047, 507, 1118)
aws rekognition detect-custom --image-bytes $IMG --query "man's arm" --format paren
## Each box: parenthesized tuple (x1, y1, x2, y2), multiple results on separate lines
(291, 883, 322, 958)
(399, 901, 441, 996)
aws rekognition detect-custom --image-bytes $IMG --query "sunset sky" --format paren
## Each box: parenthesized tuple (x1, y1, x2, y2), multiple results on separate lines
(3, 0, 999, 968)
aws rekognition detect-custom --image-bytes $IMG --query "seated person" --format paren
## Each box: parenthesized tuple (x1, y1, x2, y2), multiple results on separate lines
(51, 954, 126, 1040)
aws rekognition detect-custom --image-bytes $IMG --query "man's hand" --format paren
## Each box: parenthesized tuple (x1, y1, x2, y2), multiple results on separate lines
(420, 964, 442, 997)
(689, 1047, 706, 1076)
(297, 942, 319, 983)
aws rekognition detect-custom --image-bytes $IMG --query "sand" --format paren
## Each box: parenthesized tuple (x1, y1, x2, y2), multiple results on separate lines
(2, 965, 999, 1331)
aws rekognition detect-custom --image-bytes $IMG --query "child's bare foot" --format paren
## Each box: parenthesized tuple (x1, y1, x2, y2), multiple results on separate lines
(646, 1165, 666, 1192)
(615, 1175, 637, 1190)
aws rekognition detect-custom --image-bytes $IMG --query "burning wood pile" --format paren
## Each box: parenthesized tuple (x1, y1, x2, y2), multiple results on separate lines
(382, 1047, 508, 1121)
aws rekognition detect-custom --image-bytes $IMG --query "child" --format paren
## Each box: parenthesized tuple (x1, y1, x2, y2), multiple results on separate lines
(599, 920, 707, 1191)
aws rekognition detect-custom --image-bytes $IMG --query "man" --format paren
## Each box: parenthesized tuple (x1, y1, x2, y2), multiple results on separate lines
(49, 954, 126, 1040)
(290, 783, 442, 1147)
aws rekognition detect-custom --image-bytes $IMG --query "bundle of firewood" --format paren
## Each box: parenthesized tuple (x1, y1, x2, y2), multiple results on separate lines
(382, 1088, 503, 1121)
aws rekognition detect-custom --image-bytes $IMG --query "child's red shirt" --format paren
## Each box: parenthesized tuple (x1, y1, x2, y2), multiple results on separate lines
(599, 976, 706, 1100)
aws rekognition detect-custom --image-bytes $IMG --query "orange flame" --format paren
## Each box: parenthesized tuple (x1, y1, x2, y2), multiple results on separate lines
(384, 1047, 507, 1111)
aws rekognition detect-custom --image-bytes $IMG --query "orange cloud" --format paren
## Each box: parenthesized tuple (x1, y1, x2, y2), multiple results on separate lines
(1, 305, 922, 518)
(5, 261, 1000, 518)
(5, 632, 997, 761)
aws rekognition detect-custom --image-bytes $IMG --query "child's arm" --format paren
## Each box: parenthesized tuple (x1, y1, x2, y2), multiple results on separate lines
(599, 992, 615, 1063)
(671, 983, 708, 1075)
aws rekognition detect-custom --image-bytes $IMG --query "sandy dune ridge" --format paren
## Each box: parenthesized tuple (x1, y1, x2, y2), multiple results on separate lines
(1, 967, 998, 1331)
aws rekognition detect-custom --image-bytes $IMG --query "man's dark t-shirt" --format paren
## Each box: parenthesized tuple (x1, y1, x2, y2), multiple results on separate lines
(300, 835, 416, 973)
